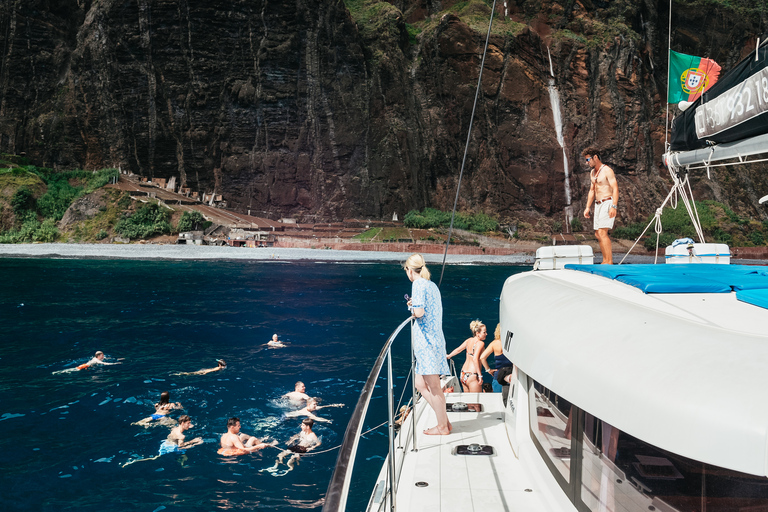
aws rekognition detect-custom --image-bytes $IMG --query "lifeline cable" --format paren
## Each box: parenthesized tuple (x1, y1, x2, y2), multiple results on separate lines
(438, 0, 497, 288)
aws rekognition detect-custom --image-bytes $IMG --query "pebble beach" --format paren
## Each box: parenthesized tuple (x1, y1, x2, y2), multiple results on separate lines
(0, 243, 537, 264)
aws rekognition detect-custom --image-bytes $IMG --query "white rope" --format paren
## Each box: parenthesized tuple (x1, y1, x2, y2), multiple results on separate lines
(617, 163, 705, 265)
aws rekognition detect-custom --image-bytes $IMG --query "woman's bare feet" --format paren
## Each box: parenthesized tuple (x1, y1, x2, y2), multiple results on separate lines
(423, 425, 451, 435)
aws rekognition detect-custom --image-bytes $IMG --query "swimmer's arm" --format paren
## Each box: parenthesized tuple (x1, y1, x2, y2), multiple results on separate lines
(309, 412, 331, 423)
(179, 437, 203, 449)
(317, 403, 344, 409)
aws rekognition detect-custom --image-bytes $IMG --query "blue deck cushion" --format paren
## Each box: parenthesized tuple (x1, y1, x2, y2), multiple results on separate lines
(736, 289, 768, 309)
(564, 264, 768, 296)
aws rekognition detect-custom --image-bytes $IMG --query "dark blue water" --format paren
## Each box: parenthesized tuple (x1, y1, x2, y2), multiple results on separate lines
(0, 258, 528, 511)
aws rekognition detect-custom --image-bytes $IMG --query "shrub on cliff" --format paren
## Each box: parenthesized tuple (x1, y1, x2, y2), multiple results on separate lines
(35, 168, 118, 220)
(177, 210, 205, 232)
(114, 203, 172, 240)
(0, 218, 58, 243)
(404, 208, 498, 233)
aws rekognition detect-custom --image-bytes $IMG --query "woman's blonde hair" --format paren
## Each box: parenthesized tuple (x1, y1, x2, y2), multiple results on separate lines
(470, 319, 485, 335)
(494, 323, 501, 341)
(404, 253, 431, 280)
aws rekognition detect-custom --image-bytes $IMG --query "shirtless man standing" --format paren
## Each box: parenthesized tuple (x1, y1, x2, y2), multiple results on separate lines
(283, 381, 310, 402)
(582, 147, 619, 265)
(218, 417, 276, 456)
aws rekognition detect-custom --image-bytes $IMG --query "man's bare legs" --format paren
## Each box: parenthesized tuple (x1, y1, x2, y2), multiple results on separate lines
(595, 228, 613, 264)
(415, 374, 451, 435)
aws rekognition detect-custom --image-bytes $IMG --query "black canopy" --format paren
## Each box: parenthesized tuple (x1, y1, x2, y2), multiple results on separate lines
(670, 39, 768, 152)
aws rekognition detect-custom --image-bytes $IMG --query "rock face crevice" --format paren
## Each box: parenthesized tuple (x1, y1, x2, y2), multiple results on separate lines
(0, 0, 765, 224)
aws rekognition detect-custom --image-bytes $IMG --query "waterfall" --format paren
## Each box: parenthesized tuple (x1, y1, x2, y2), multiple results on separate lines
(547, 48, 573, 231)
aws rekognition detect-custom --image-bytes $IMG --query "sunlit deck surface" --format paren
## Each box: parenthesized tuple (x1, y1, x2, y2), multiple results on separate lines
(374, 391, 549, 512)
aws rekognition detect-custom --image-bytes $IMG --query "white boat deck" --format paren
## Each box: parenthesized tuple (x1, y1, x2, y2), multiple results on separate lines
(370, 391, 554, 512)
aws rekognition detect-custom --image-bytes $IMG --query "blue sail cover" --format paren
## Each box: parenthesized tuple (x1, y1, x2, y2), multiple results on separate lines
(565, 264, 768, 300)
(670, 39, 768, 151)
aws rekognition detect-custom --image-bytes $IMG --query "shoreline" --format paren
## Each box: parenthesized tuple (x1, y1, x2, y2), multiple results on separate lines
(2, 243, 765, 266)
(0, 242, 537, 264)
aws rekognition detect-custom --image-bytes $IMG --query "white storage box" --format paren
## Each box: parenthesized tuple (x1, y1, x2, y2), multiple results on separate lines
(665, 243, 730, 264)
(534, 245, 594, 270)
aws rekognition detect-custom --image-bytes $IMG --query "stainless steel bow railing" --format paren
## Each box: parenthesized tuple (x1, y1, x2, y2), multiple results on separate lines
(322, 316, 416, 512)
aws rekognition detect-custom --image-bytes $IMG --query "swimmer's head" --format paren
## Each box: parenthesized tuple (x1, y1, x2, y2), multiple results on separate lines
(159, 391, 171, 404)
(272, 334, 278, 341)
(95, 351, 104, 360)
(306, 398, 317, 411)
(179, 414, 191, 426)
(302, 418, 314, 429)
(227, 417, 240, 428)
(295, 381, 305, 392)
(217, 359, 226, 368)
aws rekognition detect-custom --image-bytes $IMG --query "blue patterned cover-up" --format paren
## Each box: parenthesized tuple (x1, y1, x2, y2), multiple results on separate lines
(410, 278, 450, 376)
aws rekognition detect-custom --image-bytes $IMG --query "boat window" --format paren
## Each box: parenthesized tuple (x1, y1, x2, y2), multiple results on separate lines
(530, 380, 572, 483)
(579, 411, 768, 512)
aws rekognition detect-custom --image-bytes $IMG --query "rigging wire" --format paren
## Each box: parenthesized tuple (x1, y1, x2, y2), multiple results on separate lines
(664, 0, 673, 152)
(438, 0, 497, 288)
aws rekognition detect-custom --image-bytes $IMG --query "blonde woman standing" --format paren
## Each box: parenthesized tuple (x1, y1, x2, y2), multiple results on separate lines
(404, 253, 451, 435)
(447, 320, 487, 393)
(479, 323, 512, 392)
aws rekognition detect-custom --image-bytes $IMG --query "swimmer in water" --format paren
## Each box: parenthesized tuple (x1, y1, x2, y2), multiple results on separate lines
(133, 391, 182, 427)
(172, 359, 226, 376)
(284, 398, 343, 423)
(218, 417, 277, 456)
(121, 415, 202, 467)
(266, 418, 321, 473)
(267, 334, 285, 348)
(283, 381, 310, 403)
(53, 351, 121, 374)
(162, 415, 203, 453)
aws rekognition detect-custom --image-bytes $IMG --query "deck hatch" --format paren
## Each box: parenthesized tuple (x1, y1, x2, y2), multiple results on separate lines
(454, 444, 494, 456)
(446, 402, 483, 412)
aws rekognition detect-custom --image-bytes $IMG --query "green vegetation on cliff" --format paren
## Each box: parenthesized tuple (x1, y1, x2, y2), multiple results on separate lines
(114, 203, 173, 240)
(0, 166, 118, 243)
(404, 207, 499, 233)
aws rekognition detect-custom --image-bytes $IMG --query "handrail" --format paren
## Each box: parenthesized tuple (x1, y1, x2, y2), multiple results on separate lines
(323, 316, 413, 512)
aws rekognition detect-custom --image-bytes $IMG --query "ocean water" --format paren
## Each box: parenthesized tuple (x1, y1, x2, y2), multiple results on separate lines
(0, 258, 528, 511)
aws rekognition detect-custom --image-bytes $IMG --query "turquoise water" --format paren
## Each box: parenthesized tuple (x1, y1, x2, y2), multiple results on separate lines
(0, 258, 528, 511)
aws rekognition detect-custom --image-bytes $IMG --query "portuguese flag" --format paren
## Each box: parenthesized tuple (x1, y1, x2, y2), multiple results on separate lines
(668, 50, 721, 103)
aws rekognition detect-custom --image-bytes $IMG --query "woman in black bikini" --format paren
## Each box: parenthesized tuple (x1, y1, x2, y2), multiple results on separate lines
(447, 320, 487, 393)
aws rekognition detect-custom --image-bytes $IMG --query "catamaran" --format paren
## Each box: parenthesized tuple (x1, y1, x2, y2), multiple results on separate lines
(322, 13, 768, 512)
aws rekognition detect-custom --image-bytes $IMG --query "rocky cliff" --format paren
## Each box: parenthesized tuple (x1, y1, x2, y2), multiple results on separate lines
(0, 0, 765, 226)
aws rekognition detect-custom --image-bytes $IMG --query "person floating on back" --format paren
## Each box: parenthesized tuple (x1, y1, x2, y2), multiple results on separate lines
(582, 147, 619, 265)
(218, 417, 277, 456)
(284, 398, 343, 423)
(172, 359, 226, 376)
